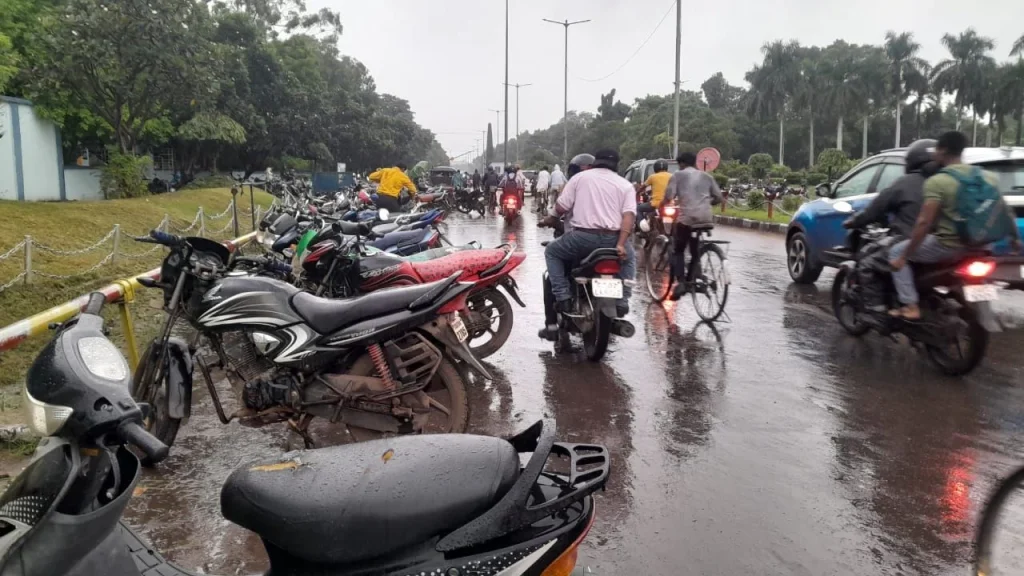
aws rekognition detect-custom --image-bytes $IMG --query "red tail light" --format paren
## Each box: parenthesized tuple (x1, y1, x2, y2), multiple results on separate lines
(594, 260, 620, 274)
(505, 197, 518, 208)
(956, 260, 995, 278)
(662, 205, 677, 218)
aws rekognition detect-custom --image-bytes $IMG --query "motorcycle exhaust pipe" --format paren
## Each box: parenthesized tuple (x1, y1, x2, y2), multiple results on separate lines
(611, 319, 635, 338)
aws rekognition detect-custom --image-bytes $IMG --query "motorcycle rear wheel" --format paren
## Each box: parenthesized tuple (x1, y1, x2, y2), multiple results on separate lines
(924, 296, 988, 376)
(831, 268, 869, 336)
(346, 351, 469, 442)
(581, 299, 611, 361)
(132, 341, 182, 467)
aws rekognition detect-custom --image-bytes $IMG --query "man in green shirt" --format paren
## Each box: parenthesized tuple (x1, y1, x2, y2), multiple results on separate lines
(889, 131, 1022, 319)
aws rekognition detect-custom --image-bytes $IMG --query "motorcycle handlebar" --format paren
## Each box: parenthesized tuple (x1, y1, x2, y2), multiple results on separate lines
(118, 421, 169, 464)
(137, 230, 182, 247)
(84, 292, 106, 315)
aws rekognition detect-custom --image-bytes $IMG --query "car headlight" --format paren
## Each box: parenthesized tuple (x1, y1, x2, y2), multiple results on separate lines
(24, 387, 72, 437)
(77, 336, 129, 382)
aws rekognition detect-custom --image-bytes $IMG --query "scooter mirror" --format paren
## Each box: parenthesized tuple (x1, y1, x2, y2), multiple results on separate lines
(378, 208, 390, 221)
(832, 201, 854, 214)
(975, 467, 1024, 575)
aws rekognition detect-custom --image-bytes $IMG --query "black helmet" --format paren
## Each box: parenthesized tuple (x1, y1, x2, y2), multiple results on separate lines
(905, 139, 936, 174)
(653, 159, 669, 173)
(592, 148, 620, 171)
(567, 153, 595, 180)
(505, 164, 516, 174)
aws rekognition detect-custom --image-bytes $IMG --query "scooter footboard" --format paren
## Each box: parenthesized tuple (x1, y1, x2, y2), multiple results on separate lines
(121, 522, 199, 575)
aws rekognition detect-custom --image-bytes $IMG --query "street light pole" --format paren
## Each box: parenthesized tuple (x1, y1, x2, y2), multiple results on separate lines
(489, 109, 502, 146)
(672, 0, 681, 159)
(504, 0, 509, 166)
(504, 82, 533, 164)
(544, 17, 590, 163)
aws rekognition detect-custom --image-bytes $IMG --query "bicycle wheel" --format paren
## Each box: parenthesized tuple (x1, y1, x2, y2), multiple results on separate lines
(691, 243, 729, 322)
(645, 235, 673, 301)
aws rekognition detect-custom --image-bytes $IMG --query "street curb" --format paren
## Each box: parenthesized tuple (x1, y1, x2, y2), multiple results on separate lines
(713, 214, 787, 235)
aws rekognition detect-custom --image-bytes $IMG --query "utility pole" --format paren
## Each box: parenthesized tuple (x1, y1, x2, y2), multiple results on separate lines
(504, 82, 533, 164)
(504, 0, 509, 166)
(672, 0, 681, 159)
(489, 109, 502, 146)
(544, 17, 590, 162)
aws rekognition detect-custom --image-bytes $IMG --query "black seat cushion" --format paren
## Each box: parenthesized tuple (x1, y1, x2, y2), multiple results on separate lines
(290, 282, 441, 334)
(221, 434, 518, 565)
(370, 229, 426, 251)
(371, 222, 400, 237)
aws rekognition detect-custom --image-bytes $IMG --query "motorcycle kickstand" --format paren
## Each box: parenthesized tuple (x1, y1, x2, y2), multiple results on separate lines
(288, 413, 316, 449)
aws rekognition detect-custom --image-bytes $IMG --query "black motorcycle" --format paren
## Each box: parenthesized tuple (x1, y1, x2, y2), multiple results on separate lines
(131, 230, 489, 462)
(0, 292, 610, 575)
(827, 203, 1004, 376)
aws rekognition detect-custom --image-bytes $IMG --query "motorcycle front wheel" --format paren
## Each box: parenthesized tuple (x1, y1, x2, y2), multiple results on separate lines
(924, 295, 988, 376)
(132, 341, 182, 467)
(464, 288, 514, 358)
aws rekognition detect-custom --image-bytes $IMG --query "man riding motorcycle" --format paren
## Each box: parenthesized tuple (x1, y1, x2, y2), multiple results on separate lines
(842, 138, 934, 238)
(537, 149, 636, 340)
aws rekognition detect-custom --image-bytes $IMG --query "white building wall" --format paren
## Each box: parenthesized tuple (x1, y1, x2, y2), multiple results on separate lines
(63, 168, 103, 201)
(0, 101, 16, 201)
(18, 103, 62, 201)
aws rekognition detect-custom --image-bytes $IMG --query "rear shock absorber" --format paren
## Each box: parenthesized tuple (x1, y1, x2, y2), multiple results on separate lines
(368, 343, 397, 390)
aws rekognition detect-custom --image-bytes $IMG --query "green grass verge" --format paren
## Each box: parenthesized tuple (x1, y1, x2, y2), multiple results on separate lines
(720, 205, 793, 224)
(0, 188, 274, 426)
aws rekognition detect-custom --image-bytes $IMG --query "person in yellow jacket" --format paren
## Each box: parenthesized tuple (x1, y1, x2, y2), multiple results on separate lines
(368, 162, 417, 212)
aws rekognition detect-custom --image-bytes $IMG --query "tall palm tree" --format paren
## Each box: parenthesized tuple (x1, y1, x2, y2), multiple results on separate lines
(794, 47, 825, 167)
(744, 64, 774, 153)
(1012, 34, 1024, 58)
(971, 61, 999, 146)
(884, 31, 927, 147)
(905, 62, 932, 140)
(820, 41, 864, 155)
(859, 47, 889, 158)
(1000, 59, 1024, 145)
(932, 28, 996, 139)
(756, 40, 802, 166)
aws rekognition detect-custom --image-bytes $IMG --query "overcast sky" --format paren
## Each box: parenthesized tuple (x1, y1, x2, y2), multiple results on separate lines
(317, 0, 1023, 160)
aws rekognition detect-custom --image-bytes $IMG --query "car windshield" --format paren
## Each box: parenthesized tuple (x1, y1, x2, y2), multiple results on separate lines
(979, 161, 1024, 195)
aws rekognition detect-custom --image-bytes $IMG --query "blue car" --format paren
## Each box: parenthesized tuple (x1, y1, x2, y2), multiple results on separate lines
(786, 146, 1024, 283)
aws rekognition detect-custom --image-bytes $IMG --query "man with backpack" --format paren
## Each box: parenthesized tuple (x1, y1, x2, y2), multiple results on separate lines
(888, 131, 1022, 320)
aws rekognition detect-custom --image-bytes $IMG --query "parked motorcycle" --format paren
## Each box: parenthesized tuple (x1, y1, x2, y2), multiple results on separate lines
(827, 201, 1011, 376)
(131, 230, 488, 463)
(0, 292, 610, 575)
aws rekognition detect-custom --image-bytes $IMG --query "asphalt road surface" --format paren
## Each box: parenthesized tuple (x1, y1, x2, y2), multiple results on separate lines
(123, 207, 1024, 575)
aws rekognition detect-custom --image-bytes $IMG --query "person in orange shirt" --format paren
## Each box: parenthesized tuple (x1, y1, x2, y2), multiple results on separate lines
(635, 159, 672, 220)
(368, 162, 417, 212)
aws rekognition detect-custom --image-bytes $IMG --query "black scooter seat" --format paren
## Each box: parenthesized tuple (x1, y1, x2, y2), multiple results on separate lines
(290, 277, 455, 334)
(220, 434, 519, 565)
(371, 222, 400, 236)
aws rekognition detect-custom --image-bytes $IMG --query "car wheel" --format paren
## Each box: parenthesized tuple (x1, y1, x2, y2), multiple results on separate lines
(787, 231, 822, 284)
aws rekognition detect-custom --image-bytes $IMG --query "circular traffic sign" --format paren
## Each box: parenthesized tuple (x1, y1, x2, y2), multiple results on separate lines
(696, 147, 721, 172)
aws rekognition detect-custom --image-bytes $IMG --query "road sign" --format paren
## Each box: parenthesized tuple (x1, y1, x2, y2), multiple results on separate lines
(337, 162, 346, 173)
(696, 147, 721, 172)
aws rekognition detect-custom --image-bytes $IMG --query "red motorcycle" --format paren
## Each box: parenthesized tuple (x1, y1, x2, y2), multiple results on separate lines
(500, 182, 523, 223)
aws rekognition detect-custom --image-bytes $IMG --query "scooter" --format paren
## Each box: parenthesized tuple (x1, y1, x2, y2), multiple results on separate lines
(0, 292, 610, 576)
(501, 188, 523, 223)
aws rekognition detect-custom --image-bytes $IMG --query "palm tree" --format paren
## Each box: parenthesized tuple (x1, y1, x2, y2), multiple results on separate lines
(756, 40, 802, 166)
(932, 28, 996, 140)
(859, 47, 889, 158)
(884, 31, 927, 147)
(744, 65, 774, 152)
(1000, 59, 1024, 145)
(905, 62, 932, 140)
(1012, 34, 1024, 58)
(794, 47, 825, 167)
(820, 41, 864, 155)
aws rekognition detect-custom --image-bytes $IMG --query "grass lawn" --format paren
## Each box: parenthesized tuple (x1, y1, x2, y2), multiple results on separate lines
(720, 204, 793, 224)
(0, 188, 275, 425)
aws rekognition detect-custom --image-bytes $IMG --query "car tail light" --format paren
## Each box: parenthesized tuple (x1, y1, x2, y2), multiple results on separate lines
(594, 260, 620, 274)
(956, 260, 995, 278)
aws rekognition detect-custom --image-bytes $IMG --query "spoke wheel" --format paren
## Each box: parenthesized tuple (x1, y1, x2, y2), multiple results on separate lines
(691, 243, 729, 322)
(464, 288, 513, 359)
(645, 235, 673, 301)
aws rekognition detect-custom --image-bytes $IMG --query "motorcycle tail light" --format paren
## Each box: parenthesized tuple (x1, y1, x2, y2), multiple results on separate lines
(540, 506, 596, 576)
(594, 260, 620, 274)
(662, 205, 677, 218)
(956, 260, 995, 278)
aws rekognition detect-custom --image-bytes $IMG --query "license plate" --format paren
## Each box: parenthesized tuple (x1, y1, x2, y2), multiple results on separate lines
(451, 314, 469, 342)
(964, 284, 999, 302)
(591, 278, 624, 299)
(662, 217, 675, 226)
(1020, 265, 1024, 279)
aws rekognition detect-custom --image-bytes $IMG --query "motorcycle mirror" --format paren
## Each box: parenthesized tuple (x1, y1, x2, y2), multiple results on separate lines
(378, 208, 390, 221)
(833, 201, 854, 214)
(975, 467, 1024, 576)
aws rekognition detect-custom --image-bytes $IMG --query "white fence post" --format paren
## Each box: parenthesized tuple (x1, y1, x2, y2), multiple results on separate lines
(199, 207, 205, 237)
(23, 236, 32, 285)
(111, 225, 121, 265)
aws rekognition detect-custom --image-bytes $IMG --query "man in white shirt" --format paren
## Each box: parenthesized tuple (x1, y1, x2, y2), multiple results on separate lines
(535, 166, 551, 211)
(549, 164, 566, 209)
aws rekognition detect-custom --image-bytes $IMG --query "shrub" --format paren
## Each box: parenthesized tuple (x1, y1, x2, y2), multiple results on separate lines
(769, 164, 791, 178)
(719, 159, 743, 177)
(100, 151, 152, 199)
(806, 172, 828, 186)
(182, 174, 236, 190)
(747, 153, 773, 179)
(785, 171, 805, 185)
(712, 172, 728, 188)
(782, 195, 805, 213)
(738, 174, 751, 184)
(769, 177, 785, 185)
(746, 189, 765, 210)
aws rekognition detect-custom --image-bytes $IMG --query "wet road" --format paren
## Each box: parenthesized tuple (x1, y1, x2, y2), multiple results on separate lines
(124, 208, 1024, 575)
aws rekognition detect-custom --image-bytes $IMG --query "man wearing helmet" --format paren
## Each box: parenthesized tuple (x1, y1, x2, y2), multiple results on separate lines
(537, 149, 636, 340)
(841, 138, 935, 238)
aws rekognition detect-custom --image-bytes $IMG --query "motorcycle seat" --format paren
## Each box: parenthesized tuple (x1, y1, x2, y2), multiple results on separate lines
(573, 248, 621, 276)
(370, 222, 400, 236)
(220, 434, 519, 565)
(290, 276, 455, 334)
(369, 229, 428, 251)
(410, 248, 509, 282)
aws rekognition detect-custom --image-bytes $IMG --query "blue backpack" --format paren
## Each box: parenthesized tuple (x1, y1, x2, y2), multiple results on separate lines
(944, 166, 1015, 247)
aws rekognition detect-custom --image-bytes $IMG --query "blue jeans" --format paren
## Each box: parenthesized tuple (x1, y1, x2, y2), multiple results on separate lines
(889, 235, 964, 305)
(544, 230, 635, 309)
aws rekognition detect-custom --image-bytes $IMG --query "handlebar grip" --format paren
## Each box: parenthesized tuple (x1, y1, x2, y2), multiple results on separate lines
(149, 230, 180, 246)
(267, 260, 293, 275)
(118, 421, 169, 464)
(84, 292, 106, 315)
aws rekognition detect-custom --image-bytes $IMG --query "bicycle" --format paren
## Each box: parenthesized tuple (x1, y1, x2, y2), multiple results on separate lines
(644, 212, 730, 322)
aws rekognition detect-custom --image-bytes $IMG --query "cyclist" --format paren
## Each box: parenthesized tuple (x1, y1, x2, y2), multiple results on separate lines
(662, 151, 723, 300)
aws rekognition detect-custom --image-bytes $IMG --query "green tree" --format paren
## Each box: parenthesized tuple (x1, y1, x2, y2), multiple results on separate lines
(748, 152, 773, 179)
(884, 31, 927, 147)
(816, 148, 851, 180)
(0, 32, 15, 93)
(750, 40, 802, 166)
(1011, 34, 1024, 58)
(932, 28, 996, 136)
(794, 46, 825, 168)
(701, 72, 744, 111)
(820, 41, 864, 155)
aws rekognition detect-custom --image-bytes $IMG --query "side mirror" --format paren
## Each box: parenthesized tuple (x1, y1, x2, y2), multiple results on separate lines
(975, 466, 1024, 575)
(378, 208, 390, 221)
(816, 183, 832, 198)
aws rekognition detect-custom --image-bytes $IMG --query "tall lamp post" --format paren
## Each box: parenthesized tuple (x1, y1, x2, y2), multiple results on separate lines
(504, 0, 510, 166)
(543, 17, 590, 162)
(672, 0, 681, 159)
(488, 109, 502, 148)
(503, 82, 533, 164)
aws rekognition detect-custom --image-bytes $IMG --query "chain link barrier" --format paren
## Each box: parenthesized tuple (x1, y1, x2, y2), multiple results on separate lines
(33, 227, 117, 256)
(0, 240, 26, 262)
(32, 252, 115, 280)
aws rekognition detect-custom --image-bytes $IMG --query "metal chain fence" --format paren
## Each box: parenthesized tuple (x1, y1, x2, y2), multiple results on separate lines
(0, 196, 259, 293)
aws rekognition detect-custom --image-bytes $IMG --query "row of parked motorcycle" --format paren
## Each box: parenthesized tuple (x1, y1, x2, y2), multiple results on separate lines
(0, 175, 609, 575)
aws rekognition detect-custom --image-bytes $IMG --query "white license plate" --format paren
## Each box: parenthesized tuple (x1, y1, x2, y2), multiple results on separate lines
(964, 284, 999, 302)
(662, 217, 675, 226)
(591, 278, 624, 299)
(451, 314, 469, 342)
(1020, 265, 1024, 279)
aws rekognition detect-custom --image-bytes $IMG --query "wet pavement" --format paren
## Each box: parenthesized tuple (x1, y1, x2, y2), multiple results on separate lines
(123, 207, 1024, 575)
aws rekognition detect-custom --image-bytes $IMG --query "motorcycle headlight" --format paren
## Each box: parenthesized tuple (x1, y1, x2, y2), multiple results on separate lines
(23, 386, 72, 437)
(77, 336, 129, 382)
